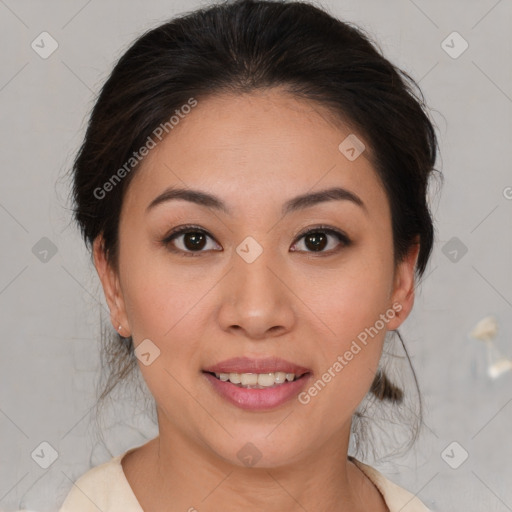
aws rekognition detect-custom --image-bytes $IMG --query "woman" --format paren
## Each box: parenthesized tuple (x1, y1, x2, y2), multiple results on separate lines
(59, 0, 441, 510)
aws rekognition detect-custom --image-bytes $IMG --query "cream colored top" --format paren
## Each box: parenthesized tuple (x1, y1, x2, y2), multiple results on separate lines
(58, 448, 432, 512)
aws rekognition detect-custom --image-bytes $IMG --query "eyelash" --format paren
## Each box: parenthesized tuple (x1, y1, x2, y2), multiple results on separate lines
(161, 224, 352, 258)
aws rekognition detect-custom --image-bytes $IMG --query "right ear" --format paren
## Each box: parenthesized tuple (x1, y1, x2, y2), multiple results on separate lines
(92, 235, 130, 335)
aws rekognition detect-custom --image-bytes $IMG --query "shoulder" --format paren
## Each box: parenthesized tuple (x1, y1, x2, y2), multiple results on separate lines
(350, 457, 433, 512)
(58, 451, 142, 512)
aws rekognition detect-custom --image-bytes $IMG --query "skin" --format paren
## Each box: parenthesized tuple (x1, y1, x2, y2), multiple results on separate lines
(93, 87, 419, 512)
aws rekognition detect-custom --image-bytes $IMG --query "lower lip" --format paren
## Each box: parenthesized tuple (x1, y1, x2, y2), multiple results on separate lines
(202, 372, 312, 411)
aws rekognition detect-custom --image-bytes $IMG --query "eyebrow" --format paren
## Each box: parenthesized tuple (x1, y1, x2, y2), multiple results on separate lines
(145, 186, 367, 216)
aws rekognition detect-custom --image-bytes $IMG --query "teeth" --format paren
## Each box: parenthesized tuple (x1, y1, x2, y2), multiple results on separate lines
(274, 372, 287, 384)
(228, 372, 241, 384)
(213, 371, 300, 388)
(240, 373, 258, 386)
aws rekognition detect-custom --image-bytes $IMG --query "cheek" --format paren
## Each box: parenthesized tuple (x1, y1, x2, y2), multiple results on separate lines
(310, 252, 393, 344)
(118, 255, 210, 416)
(123, 274, 206, 372)
(119, 235, 204, 339)
(120, 264, 206, 417)
(300, 255, 392, 409)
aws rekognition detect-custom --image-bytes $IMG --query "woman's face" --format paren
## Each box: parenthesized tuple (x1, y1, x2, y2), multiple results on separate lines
(94, 88, 418, 468)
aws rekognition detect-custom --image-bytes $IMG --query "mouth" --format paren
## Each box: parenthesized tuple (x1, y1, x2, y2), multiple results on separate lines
(200, 357, 313, 411)
(201, 368, 313, 412)
(202, 370, 310, 389)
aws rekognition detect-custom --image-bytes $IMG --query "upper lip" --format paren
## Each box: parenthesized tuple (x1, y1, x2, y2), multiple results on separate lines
(203, 356, 311, 376)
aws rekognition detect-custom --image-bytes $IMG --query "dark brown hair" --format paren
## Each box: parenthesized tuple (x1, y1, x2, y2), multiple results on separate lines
(68, 0, 441, 460)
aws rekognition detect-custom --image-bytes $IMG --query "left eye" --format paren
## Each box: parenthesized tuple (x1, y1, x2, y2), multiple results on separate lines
(291, 227, 350, 254)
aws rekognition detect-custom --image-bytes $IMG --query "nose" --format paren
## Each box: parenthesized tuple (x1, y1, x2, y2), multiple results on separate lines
(216, 245, 296, 340)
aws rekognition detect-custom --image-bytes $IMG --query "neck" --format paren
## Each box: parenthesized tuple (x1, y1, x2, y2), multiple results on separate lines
(124, 417, 384, 512)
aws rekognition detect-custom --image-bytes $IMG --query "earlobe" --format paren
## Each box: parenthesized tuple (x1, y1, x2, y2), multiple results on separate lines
(387, 238, 420, 331)
(93, 235, 129, 335)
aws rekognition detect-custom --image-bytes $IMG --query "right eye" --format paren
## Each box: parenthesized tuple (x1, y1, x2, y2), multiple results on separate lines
(161, 225, 222, 257)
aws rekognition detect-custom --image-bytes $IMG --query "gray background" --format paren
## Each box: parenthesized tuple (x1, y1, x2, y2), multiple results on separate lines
(1, 0, 511, 511)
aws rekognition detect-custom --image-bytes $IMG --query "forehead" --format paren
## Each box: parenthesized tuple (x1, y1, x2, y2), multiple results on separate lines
(123, 88, 388, 220)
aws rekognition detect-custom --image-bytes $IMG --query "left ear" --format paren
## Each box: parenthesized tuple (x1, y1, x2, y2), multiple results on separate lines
(386, 235, 420, 331)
